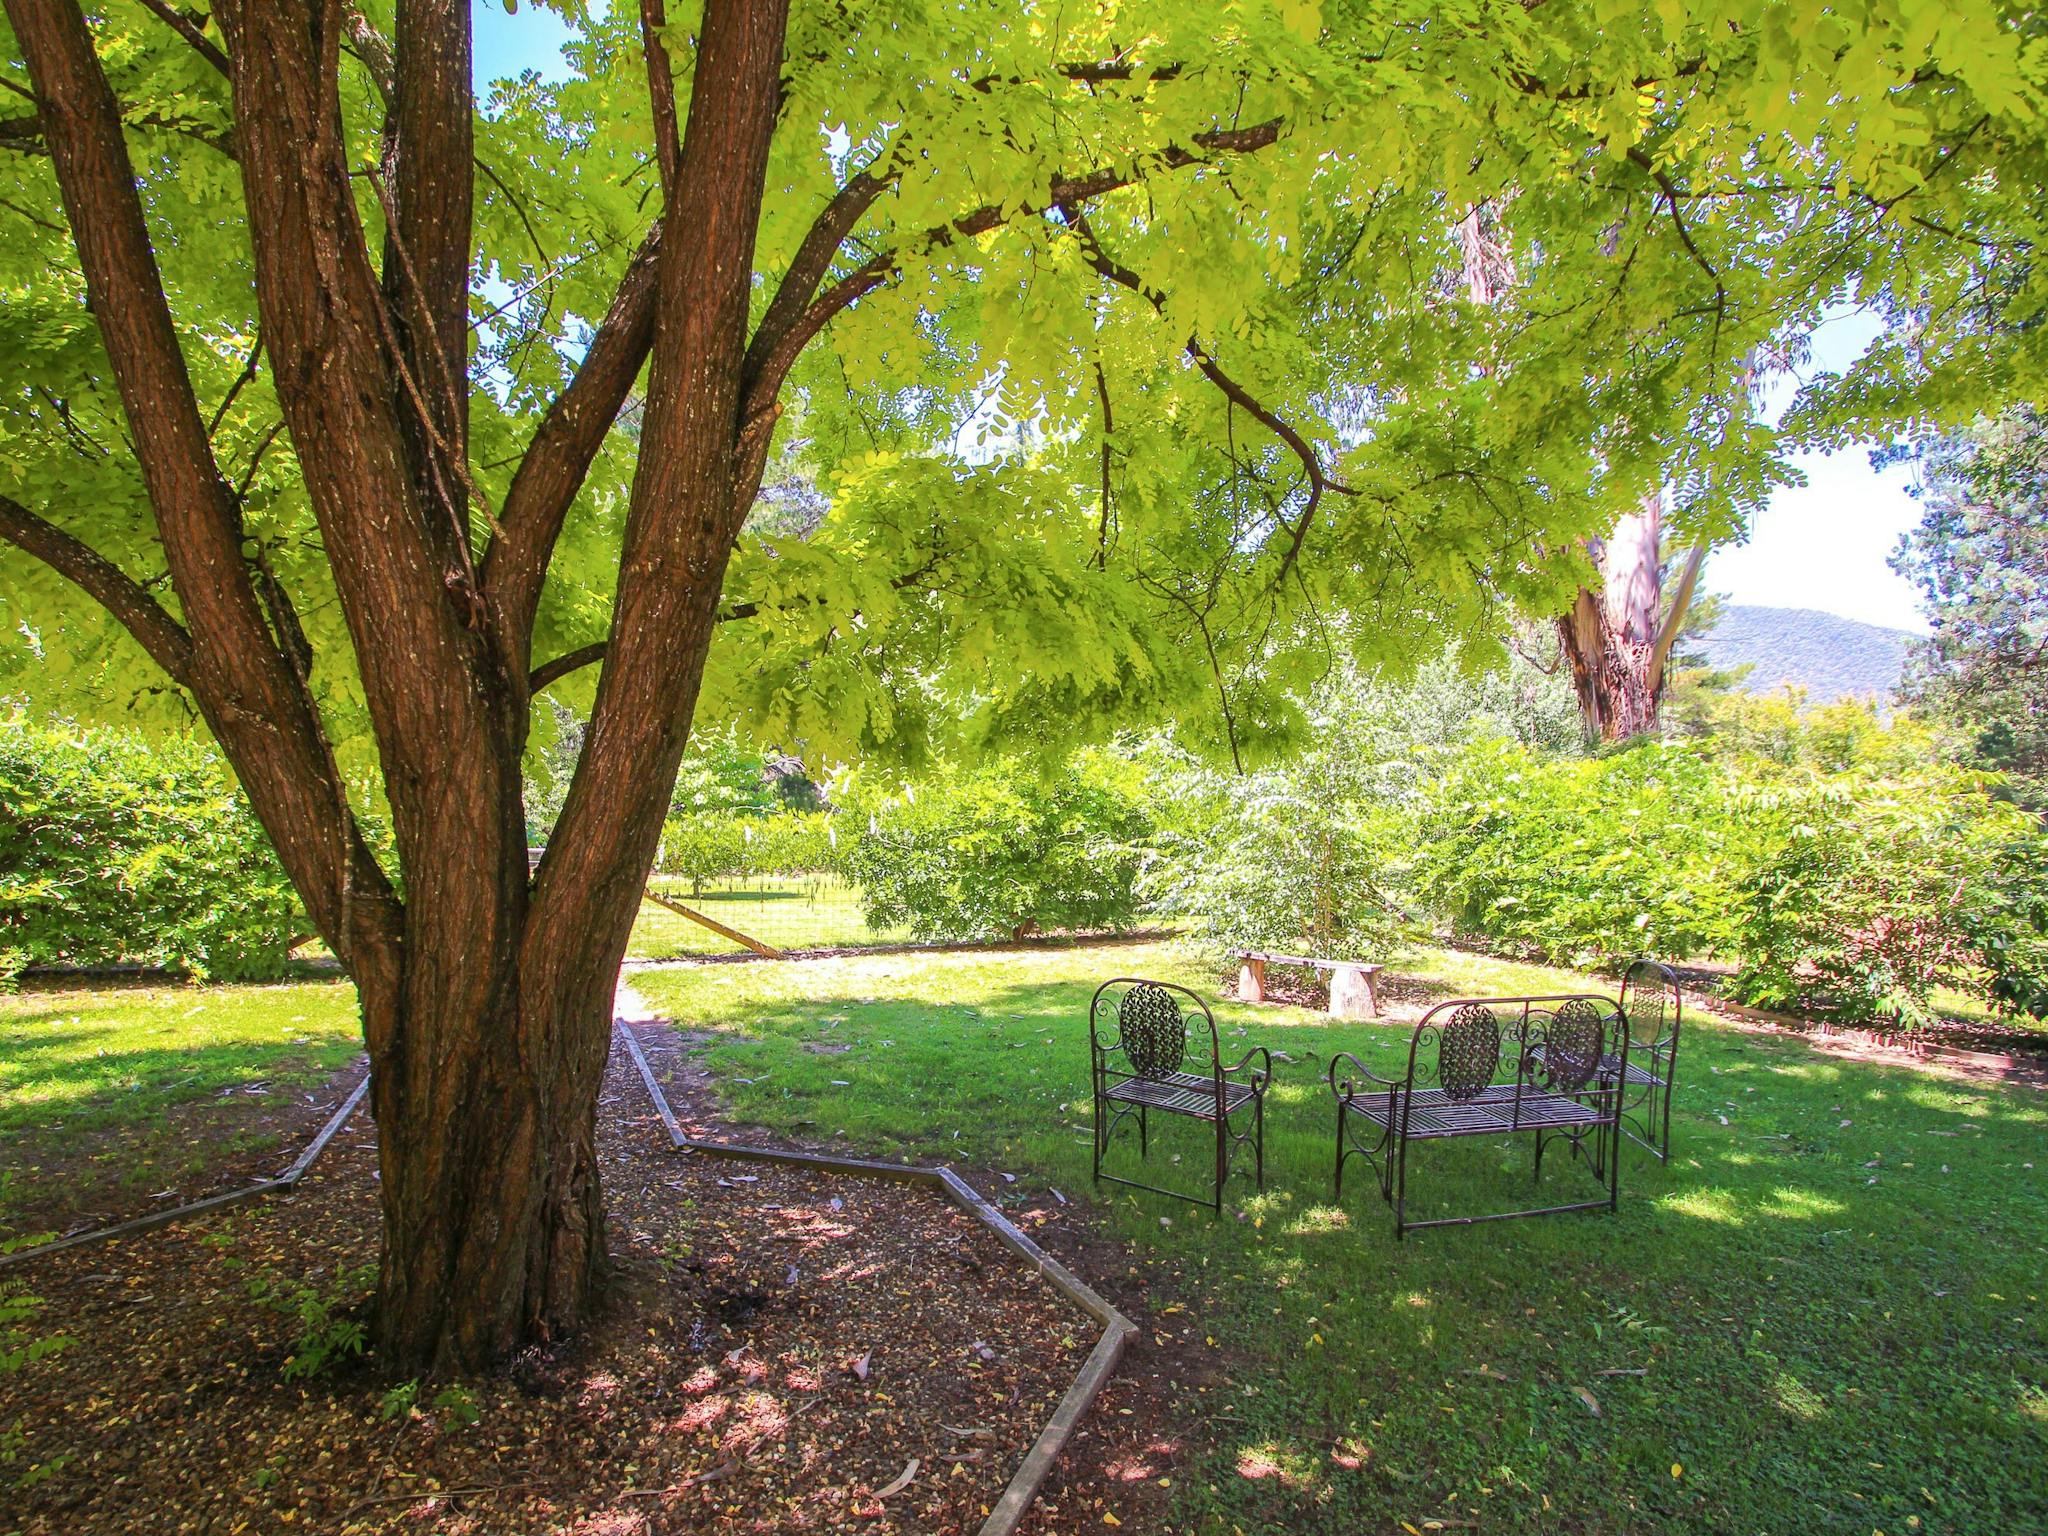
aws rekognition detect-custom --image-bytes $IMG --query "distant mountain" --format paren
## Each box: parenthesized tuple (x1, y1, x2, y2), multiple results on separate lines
(1690, 605, 1916, 704)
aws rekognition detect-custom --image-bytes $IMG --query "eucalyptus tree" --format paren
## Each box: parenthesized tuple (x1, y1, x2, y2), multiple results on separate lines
(2, 0, 2043, 1370)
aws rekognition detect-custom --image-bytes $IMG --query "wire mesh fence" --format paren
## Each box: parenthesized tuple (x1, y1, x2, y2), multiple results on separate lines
(636, 869, 915, 958)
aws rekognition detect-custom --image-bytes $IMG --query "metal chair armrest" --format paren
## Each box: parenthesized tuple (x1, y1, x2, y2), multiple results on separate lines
(1221, 1045, 1272, 1089)
(1328, 1049, 1400, 1100)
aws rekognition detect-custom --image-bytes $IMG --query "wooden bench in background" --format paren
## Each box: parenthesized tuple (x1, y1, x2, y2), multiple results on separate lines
(1237, 951, 1384, 1019)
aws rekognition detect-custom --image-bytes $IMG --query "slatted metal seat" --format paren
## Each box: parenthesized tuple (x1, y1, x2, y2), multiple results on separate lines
(1101, 1071, 1259, 1120)
(1091, 977, 1270, 1212)
(1346, 1083, 1608, 1140)
(1329, 993, 1628, 1237)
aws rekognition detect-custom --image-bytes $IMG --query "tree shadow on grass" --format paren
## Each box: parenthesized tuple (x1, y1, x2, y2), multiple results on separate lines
(644, 955, 2048, 1532)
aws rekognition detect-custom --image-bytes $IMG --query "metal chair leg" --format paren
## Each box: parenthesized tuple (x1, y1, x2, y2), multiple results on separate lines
(1394, 1134, 1409, 1240)
(1212, 1113, 1226, 1214)
(1333, 1103, 1346, 1198)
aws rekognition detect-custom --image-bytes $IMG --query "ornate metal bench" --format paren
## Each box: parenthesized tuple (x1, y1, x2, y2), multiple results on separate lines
(1328, 993, 1628, 1237)
(1090, 977, 1270, 1212)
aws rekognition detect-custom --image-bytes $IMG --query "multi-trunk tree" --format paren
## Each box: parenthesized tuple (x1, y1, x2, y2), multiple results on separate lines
(2, 0, 2043, 1370)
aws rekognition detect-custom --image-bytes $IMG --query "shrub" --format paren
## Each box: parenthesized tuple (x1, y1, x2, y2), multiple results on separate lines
(1415, 728, 2048, 1025)
(654, 810, 841, 888)
(845, 752, 1154, 941)
(1145, 727, 1409, 963)
(1719, 762, 2048, 1025)
(0, 717, 305, 980)
(1414, 739, 1737, 967)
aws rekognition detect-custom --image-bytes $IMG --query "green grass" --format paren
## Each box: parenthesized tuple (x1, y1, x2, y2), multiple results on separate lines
(0, 979, 363, 1152)
(629, 873, 911, 958)
(634, 939, 2048, 1535)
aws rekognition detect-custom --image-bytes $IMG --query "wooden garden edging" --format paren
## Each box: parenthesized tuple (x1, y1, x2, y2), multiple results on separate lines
(0, 1071, 369, 1272)
(610, 1017, 1136, 1536)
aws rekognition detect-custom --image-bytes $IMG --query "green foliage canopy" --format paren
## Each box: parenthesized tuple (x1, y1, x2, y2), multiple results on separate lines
(6, 0, 2048, 789)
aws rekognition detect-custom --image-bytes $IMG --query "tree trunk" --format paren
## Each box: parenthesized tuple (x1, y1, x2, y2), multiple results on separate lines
(363, 957, 612, 1369)
(1558, 493, 1664, 740)
(1556, 490, 1703, 742)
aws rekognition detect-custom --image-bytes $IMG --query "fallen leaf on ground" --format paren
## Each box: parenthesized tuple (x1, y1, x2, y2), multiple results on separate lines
(875, 1458, 919, 1498)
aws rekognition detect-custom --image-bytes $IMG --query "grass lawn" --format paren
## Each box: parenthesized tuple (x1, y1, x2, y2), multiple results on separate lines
(0, 979, 362, 1156)
(634, 939, 2048, 1536)
(630, 872, 910, 958)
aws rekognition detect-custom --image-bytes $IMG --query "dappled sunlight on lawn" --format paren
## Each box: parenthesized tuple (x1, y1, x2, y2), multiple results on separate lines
(1283, 1203, 1352, 1237)
(1655, 1187, 1747, 1225)
(1756, 1186, 1848, 1220)
(0, 980, 361, 1143)
(1771, 1371, 1829, 1421)
(632, 938, 2048, 1534)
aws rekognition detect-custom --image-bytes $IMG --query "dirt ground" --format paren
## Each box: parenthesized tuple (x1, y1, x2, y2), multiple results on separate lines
(0, 1058, 368, 1239)
(0, 1040, 1165, 1534)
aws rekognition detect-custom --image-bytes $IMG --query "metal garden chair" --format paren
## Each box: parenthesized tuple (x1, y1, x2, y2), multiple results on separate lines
(1613, 958, 1683, 1161)
(1090, 977, 1270, 1212)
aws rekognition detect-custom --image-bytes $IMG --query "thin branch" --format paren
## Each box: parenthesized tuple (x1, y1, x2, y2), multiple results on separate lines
(1093, 358, 1115, 568)
(134, 0, 231, 76)
(0, 491, 197, 685)
(529, 639, 605, 694)
(207, 331, 262, 436)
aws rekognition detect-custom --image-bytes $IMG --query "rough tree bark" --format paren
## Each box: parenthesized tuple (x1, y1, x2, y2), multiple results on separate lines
(0, 0, 1294, 1370)
(1555, 492, 1705, 741)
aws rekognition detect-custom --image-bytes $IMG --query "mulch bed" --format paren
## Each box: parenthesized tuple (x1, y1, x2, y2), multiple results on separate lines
(622, 1020, 1240, 1536)
(0, 1058, 369, 1241)
(0, 1042, 1092, 1534)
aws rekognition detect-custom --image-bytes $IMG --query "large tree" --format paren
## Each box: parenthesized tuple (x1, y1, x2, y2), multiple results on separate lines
(2, 0, 2043, 1370)
(1895, 409, 2048, 804)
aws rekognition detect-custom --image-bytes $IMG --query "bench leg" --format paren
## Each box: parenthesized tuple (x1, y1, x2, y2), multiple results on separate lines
(1328, 964, 1376, 1021)
(1238, 956, 1267, 1003)
(1394, 1134, 1409, 1240)
(1139, 1104, 1148, 1159)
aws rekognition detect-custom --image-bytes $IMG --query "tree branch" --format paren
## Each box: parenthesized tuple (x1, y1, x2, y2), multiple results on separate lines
(528, 639, 605, 694)
(735, 116, 1287, 431)
(134, 0, 231, 76)
(381, 0, 476, 555)
(1061, 207, 1350, 588)
(1649, 540, 1708, 690)
(639, 0, 681, 195)
(484, 221, 664, 667)
(0, 492, 198, 685)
